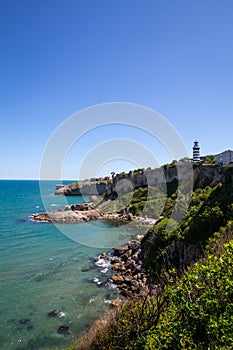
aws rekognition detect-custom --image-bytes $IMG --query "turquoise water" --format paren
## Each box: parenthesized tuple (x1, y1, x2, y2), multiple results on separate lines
(0, 180, 134, 350)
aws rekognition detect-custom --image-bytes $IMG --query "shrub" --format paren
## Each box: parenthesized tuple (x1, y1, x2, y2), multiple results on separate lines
(73, 294, 166, 350)
(142, 239, 233, 349)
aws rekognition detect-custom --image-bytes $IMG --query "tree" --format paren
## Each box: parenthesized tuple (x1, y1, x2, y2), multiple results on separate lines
(204, 155, 216, 165)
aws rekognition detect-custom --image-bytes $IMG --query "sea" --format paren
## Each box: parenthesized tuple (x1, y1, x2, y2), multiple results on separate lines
(0, 180, 138, 350)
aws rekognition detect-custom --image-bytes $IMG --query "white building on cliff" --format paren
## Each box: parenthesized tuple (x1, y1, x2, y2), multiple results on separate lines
(214, 150, 233, 165)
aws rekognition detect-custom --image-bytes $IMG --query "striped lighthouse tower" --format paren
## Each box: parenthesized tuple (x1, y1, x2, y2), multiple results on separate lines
(193, 140, 200, 162)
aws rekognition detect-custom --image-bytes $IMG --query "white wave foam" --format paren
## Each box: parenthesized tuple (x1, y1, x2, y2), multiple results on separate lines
(89, 297, 98, 303)
(95, 256, 111, 268)
(100, 268, 109, 274)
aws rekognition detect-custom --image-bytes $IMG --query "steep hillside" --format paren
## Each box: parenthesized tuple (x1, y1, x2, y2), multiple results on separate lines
(139, 232, 233, 349)
(66, 165, 233, 350)
(69, 224, 233, 350)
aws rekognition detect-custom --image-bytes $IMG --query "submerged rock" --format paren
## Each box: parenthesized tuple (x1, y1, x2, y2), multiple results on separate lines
(47, 309, 66, 318)
(47, 310, 60, 317)
(19, 319, 31, 325)
(57, 325, 69, 334)
(27, 325, 34, 331)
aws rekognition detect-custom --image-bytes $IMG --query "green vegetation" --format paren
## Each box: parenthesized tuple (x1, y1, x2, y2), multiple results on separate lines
(129, 186, 166, 218)
(67, 165, 233, 350)
(68, 225, 233, 350)
(141, 236, 233, 350)
(142, 178, 233, 280)
(203, 154, 216, 165)
(70, 296, 164, 350)
(68, 179, 111, 189)
(68, 181, 80, 188)
(99, 185, 167, 218)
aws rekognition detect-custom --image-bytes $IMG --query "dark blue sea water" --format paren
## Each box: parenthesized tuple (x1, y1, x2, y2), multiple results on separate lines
(0, 180, 134, 350)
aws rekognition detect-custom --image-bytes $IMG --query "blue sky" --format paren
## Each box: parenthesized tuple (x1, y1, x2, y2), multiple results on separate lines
(1, 0, 233, 179)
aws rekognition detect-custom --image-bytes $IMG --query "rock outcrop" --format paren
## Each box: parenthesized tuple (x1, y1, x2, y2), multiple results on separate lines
(31, 208, 102, 223)
(110, 233, 204, 298)
(70, 202, 93, 211)
(55, 182, 108, 196)
(167, 236, 202, 268)
(32, 201, 158, 225)
(110, 237, 152, 298)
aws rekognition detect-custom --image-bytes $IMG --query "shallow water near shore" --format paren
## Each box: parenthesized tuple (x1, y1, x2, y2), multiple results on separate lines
(0, 180, 136, 350)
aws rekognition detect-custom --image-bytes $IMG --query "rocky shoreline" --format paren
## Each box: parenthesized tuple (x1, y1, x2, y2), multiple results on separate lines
(31, 208, 102, 223)
(32, 201, 157, 301)
(31, 201, 158, 226)
(110, 237, 151, 298)
(93, 235, 154, 303)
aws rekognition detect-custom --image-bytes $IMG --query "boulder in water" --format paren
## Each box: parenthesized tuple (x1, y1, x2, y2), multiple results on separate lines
(19, 318, 31, 325)
(47, 310, 60, 317)
(57, 325, 69, 334)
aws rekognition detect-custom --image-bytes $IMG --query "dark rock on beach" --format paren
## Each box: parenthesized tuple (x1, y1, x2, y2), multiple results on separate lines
(70, 202, 93, 211)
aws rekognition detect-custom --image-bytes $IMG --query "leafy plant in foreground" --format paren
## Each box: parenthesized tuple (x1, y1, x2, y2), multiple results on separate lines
(141, 239, 233, 349)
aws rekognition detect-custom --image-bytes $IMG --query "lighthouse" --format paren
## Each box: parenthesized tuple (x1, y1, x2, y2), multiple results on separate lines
(193, 140, 200, 162)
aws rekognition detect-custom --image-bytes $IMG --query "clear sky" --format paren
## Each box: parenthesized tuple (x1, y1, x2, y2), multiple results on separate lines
(1, 0, 233, 179)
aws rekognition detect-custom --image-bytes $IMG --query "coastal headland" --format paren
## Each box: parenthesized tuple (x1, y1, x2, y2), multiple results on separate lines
(33, 163, 233, 301)
(54, 163, 233, 349)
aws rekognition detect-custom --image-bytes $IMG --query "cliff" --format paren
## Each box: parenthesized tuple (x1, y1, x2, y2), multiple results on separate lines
(54, 181, 108, 196)
(55, 164, 230, 199)
(104, 164, 224, 199)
